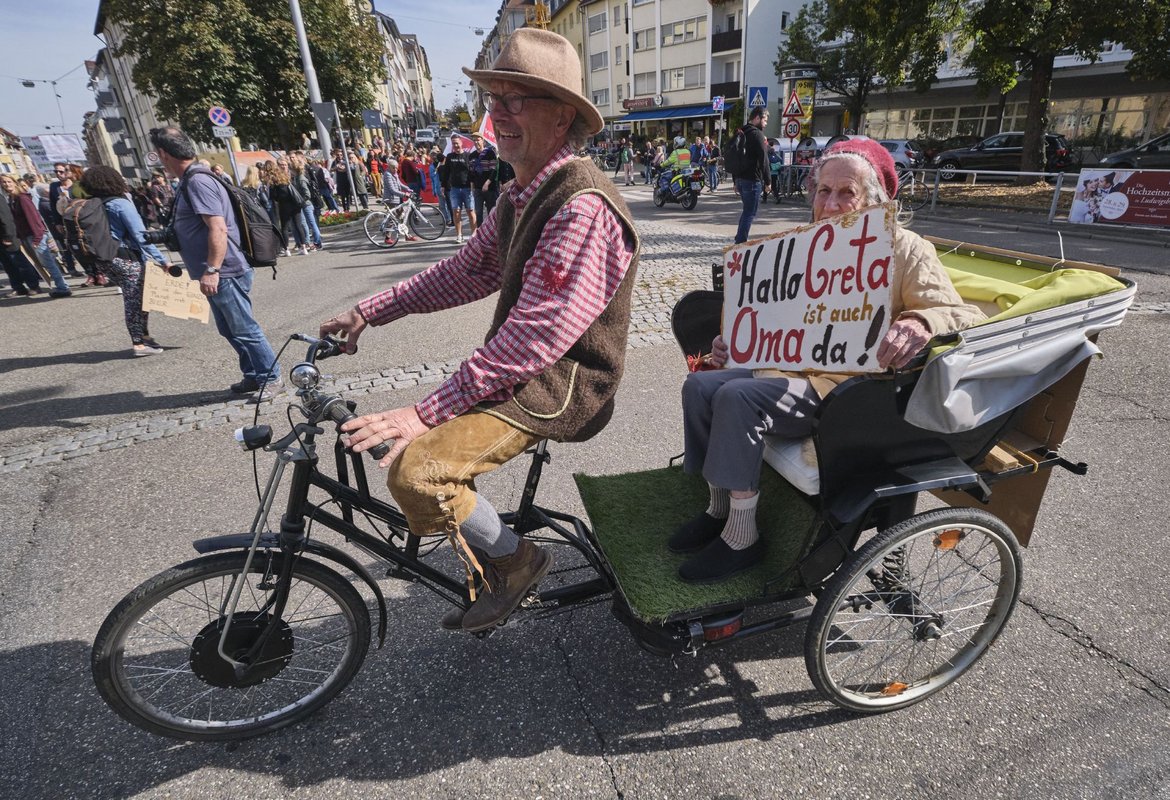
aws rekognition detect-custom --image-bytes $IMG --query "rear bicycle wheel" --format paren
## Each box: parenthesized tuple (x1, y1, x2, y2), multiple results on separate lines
(92, 552, 371, 740)
(900, 176, 930, 211)
(805, 508, 1021, 713)
(407, 203, 447, 240)
(364, 211, 400, 248)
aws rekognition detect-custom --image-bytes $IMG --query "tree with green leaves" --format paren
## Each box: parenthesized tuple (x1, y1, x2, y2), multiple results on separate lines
(104, 0, 385, 149)
(775, 0, 963, 132)
(959, 0, 1170, 177)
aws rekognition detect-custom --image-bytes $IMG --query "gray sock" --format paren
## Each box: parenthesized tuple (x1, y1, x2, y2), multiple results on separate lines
(706, 483, 730, 518)
(720, 494, 759, 551)
(460, 493, 519, 559)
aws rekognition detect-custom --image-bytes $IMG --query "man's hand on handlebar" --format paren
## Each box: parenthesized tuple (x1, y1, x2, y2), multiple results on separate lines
(341, 405, 431, 468)
(877, 317, 931, 370)
(319, 307, 368, 355)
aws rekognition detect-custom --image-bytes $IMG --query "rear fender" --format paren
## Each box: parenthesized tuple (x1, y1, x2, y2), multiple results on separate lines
(192, 533, 388, 648)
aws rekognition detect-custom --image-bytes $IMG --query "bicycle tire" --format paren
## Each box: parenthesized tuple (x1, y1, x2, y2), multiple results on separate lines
(407, 203, 447, 240)
(92, 552, 371, 741)
(805, 508, 1021, 713)
(364, 211, 400, 248)
(898, 177, 930, 212)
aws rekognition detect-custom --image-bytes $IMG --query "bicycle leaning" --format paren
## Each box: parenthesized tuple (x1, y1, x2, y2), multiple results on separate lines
(893, 163, 931, 225)
(363, 195, 448, 248)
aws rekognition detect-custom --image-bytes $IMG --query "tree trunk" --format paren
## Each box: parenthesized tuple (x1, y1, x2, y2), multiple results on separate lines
(1018, 51, 1055, 184)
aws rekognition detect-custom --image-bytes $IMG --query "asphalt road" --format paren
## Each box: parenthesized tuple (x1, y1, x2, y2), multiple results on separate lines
(1, 193, 1168, 799)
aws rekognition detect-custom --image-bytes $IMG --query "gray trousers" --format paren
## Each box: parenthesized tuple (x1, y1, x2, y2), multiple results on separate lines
(682, 369, 821, 491)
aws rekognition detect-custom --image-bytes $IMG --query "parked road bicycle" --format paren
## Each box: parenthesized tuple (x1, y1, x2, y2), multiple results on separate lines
(894, 165, 931, 225)
(768, 163, 809, 203)
(363, 195, 447, 248)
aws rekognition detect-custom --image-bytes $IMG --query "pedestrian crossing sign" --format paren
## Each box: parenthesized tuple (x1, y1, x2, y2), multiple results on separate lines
(748, 87, 768, 108)
(783, 91, 804, 118)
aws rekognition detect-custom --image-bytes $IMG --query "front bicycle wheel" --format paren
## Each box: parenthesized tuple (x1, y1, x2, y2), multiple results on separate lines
(805, 508, 1021, 713)
(364, 210, 400, 248)
(92, 552, 371, 741)
(407, 203, 447, 240)
(899, 176, 931, 211)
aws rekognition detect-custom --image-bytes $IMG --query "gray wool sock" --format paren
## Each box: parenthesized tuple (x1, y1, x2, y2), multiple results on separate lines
(720, 494, 760, 551)
(460, 493, 519, 558)
(706, 483, 730, 519)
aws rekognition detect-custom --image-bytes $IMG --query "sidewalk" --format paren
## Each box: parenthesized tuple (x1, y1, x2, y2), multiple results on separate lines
(918, 204, 1170, 249)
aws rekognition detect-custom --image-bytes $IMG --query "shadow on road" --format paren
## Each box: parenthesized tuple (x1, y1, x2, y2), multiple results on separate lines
(0, 386, 230, 432)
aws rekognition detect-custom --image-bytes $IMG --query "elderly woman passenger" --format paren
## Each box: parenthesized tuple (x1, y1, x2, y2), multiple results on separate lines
(673, 138, 986, 583)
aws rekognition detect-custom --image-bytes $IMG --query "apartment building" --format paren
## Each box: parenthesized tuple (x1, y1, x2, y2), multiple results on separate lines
(371, 17, 438, 139)
(82, 49, 142, 178)
(0, 128, 36, 176)
(581, 0, 802, 143)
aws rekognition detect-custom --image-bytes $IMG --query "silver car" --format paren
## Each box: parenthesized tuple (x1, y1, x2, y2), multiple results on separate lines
(1098, 132, 1170, 170)
(879, 139, 925, 170)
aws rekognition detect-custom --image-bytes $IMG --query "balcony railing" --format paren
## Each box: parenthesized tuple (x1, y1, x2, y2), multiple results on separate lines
(711, 29, 742, 53)
(710, 81, 740, 100)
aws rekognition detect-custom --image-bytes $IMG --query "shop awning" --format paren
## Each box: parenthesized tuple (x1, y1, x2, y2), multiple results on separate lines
(616, 103, 719, 123)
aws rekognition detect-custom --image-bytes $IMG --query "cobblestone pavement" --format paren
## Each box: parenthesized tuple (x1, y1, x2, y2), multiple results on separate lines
(4, 217, 1165, 475)
(0, 219, 724, 474)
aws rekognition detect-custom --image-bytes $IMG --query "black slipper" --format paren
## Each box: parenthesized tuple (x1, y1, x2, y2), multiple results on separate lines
(667, 512, 727, 554)
(678, 537, 764, 584)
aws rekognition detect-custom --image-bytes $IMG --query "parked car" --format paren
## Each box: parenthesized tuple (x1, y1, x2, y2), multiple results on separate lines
(879, 139, 925, 169)
(414, 128, 436, 147)
(920, 134, 982, 164)
(932, 132, 1073, 179)
(1098, 132, 1170, 170)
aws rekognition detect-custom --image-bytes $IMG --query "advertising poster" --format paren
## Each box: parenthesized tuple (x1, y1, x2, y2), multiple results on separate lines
(1068, 168, 1170, 228)
(721, 205, 896, 373)
(20, 134, 87, 172)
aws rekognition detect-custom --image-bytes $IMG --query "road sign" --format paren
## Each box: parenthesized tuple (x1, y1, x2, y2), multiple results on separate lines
(311, 101, 337, 128)
(712, 95, 724, 112)
(783, 118, 801, 139)
(212, 126, 236, 139)
(208, 106, 231, 126)
(145, 151, 161, 166)
(748, 87, 768, 108)
(782, 91, 804, 118)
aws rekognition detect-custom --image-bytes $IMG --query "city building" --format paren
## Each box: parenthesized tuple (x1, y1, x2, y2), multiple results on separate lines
(82, 50, 143, 179)
(0, 128, 36, 176)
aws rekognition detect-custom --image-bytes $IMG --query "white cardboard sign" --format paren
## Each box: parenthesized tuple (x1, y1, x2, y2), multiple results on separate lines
(142, 263, 210, 324)
(721, 204, 896, 373)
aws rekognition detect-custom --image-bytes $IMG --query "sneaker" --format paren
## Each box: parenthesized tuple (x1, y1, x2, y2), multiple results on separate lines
(405, 234, 418, 242)
(132, 343, 164, 357)
(298, 245, 310, 255)
(455, 234, 464, 244)
(83, 276, 96, 287)
(461, 539, 551, 633)
(229, 377, 261, 394)
(247, 378, 285, 404)
(49, 289, 73, 298)
(279, 249, 291, 257)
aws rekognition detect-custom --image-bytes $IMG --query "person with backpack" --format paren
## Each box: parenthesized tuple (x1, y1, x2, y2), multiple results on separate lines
(726, 106, 770, 244)
(149, 125, 281, 400)
(0, 174, 72, 298)
(289, 154, 323, 251)
(74, 166, 172, 356)
(268, 164, 310, 257)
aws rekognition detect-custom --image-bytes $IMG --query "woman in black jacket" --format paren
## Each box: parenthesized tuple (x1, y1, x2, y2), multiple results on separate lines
(268, 166, 309, 256)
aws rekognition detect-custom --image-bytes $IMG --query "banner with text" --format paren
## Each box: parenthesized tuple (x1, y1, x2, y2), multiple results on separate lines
(143, 264, 210, 324)
(721, 205, 896, 373)
(1068, 168, 1170, 228)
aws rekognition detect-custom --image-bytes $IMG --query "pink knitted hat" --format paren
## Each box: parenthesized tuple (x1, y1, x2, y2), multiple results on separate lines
(821, 138, 899, 198)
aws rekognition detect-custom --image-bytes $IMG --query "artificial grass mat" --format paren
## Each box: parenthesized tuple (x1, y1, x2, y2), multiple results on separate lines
(573, 465, 819, 623)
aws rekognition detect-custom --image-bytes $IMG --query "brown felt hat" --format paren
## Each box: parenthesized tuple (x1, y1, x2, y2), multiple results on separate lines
(462, 28, 604, 136)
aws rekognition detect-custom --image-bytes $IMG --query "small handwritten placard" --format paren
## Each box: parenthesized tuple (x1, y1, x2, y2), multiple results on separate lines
(142, 263, 209, 324)
(721, 204, 896, 373)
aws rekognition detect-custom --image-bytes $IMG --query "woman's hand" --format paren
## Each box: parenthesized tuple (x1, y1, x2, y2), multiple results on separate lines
(877, 318, 931, 370)
(708, 335, 729, 368)
(341, 405, 430, 468)
(319, 307, 367, 354)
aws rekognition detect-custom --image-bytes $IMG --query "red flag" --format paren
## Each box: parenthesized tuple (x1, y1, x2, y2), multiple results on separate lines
(477, 114, 498, 149)
(443, 133, 475, 155)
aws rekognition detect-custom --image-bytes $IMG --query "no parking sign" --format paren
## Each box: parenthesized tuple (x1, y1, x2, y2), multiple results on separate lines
(208, 106, 232, 127)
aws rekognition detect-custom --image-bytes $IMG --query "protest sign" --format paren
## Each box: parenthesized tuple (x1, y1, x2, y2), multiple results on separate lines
(142, 264, 210, 324)
(1068, 168, 1170, 228)
(721, 204, 896, 373)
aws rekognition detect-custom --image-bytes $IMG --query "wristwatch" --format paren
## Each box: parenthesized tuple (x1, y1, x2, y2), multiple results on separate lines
(204, 267, 220, 275)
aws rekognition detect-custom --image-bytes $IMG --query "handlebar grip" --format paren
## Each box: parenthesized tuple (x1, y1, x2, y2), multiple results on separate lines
(325, 401, 393, 461)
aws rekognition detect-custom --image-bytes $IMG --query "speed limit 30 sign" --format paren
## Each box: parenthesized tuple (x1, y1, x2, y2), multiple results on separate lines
(783, 117, 801, 139)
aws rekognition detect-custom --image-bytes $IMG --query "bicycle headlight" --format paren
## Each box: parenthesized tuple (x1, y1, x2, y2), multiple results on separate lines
(289, 362, 321, 390)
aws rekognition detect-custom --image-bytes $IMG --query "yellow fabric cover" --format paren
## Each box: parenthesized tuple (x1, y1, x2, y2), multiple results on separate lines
(941, 265, 1126, 327)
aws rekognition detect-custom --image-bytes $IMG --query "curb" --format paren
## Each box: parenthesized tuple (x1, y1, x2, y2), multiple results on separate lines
(919, 208, 1170, 249)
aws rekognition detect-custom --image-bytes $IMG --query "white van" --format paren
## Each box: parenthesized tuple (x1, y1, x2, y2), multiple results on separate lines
(414, 129, 436, 147)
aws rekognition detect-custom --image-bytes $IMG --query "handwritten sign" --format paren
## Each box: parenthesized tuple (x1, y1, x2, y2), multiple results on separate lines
(142, 263, 210, 324)
(721, 204, 896, 373)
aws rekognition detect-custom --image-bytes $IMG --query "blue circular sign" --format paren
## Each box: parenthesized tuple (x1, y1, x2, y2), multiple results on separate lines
(208, 106, 231, 126)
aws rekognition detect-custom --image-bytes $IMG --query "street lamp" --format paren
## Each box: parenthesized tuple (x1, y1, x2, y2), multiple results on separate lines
(19, 77, 67, 133)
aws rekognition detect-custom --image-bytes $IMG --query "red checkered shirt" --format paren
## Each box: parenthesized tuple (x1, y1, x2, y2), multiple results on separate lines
(357, 145, 636, 427)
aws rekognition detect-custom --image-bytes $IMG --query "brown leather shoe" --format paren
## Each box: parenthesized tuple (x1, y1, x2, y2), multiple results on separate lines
(461, 539, 551, 633)
(439, 606, 467, 631)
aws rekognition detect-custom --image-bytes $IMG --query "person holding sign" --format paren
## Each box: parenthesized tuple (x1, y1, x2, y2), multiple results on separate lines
(672, 138, 984, 583)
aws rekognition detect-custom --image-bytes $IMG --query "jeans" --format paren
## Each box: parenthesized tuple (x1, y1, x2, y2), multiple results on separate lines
(320, 185, 339, 212)
(707, 164, 719, 191)
(300, 204, 322, 246)
(733, 179, 763, 244)
(207, 269, 280, 383)
(23, 233, 70, 292)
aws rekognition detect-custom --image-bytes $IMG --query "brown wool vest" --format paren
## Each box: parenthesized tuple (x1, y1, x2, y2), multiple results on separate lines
(476, 157, 641, 442)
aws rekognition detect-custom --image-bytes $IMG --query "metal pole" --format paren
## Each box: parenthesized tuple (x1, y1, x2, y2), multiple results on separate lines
(289, 0, 333, 155)
(1047, 171, 1066, 224)
(333, 101, 359, 210)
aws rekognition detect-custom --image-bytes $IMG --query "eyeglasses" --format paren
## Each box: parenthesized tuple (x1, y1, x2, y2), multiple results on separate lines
(482, 91, 559, 115)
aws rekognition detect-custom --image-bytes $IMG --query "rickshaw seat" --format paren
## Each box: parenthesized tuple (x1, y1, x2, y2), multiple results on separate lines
(762, 436, 819, 496)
